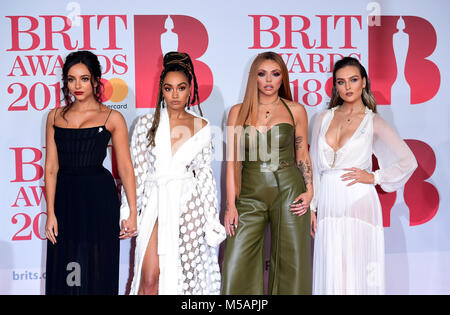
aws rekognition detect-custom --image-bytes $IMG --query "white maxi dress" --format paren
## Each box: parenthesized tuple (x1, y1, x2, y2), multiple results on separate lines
(310, 107, 417, 295)
(120, 108, 226, 295)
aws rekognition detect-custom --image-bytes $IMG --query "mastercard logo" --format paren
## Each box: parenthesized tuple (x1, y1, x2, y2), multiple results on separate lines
(101, 78, 128, 103)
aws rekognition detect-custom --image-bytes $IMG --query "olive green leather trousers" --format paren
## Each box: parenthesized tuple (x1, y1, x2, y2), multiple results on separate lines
(221, 163, 311, 295)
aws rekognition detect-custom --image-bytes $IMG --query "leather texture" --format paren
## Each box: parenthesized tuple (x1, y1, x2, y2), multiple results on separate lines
(222, 101, 312, 295)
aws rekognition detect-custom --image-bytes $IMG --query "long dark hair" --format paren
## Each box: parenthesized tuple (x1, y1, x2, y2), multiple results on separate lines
(61, 50, 104, 119)
(147, 51, 201, 146)
(328, 56, 377, 113)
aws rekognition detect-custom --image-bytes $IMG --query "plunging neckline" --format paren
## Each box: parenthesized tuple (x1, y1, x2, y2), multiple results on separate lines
(323, 107, 369, 153)
(169, 119, 209, 158)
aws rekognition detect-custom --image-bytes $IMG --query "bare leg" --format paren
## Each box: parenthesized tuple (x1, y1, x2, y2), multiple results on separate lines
(138, 220, 159, 295)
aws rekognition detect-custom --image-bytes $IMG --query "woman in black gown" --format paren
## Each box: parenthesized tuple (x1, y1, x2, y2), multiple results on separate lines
(44, 51, 137, 295)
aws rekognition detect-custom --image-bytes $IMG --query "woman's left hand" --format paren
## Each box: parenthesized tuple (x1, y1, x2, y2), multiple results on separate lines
(341, 167, 374, 186)
(289, 191, 313, 216)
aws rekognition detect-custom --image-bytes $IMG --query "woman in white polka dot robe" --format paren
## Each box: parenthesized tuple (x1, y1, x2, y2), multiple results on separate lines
(120, 52, 226, 295)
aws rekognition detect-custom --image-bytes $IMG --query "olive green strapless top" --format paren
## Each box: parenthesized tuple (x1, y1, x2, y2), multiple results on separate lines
(242, 100, 296, 171)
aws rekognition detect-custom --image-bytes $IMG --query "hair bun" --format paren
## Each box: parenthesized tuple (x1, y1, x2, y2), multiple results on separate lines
(163, 51, 192, 71)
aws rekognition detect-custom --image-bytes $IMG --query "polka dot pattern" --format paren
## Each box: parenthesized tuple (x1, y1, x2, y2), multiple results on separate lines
(121, 114, 223, 295)
(177, 145, 222, 294)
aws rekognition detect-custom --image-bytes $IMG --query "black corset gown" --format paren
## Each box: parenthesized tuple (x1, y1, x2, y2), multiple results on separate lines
(45, 125, 120, 295)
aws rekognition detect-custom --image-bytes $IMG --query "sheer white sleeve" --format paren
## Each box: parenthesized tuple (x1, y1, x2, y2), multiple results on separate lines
(119, 115, 151, 225)
(309, 110, 327, 212)
(194, 143, 226, 248)
(372, 115, 417, 192)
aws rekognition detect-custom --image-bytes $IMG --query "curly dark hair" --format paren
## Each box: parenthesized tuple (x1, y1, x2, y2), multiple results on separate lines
(61, 50, 104, 119)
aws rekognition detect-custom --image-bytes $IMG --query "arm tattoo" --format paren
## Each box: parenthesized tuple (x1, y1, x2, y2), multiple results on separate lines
(295, 136, 303, 150)
(295, 134, 313, 189)
(297, 159, 312, 187)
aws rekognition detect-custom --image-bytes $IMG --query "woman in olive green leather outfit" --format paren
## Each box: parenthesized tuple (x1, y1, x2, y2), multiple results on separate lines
(222, 52, 313, 294)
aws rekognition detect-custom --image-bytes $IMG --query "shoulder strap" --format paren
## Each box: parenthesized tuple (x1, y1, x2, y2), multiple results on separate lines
(104, 108, 113, 125)
(280, 99, 295, 126)
(53, 107, 59, 125)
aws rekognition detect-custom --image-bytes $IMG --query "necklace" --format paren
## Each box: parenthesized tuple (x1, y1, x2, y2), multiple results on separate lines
(260, 97, 280, 120)
(339, 106, 366, 123)
(260, 96, 280, 106)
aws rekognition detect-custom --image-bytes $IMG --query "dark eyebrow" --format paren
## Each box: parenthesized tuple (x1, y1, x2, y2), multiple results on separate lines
(163, 82, 188, 87)
(257, 68, 281, 73)
(336, 75, 360, 80)
(67, 74, 91, 78)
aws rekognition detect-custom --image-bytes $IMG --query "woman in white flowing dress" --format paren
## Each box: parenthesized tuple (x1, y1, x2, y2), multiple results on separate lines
(120, 52, 226, 295)
(310, 57, 417, 295)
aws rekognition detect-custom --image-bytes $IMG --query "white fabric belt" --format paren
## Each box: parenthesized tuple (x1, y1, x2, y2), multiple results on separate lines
(144, 171, 195, 294)
(145, 172, 194, 254)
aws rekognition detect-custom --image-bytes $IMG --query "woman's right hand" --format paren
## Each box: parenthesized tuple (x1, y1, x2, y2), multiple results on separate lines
(45, 213, 58, 245)
(224, 202, 239, 237)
